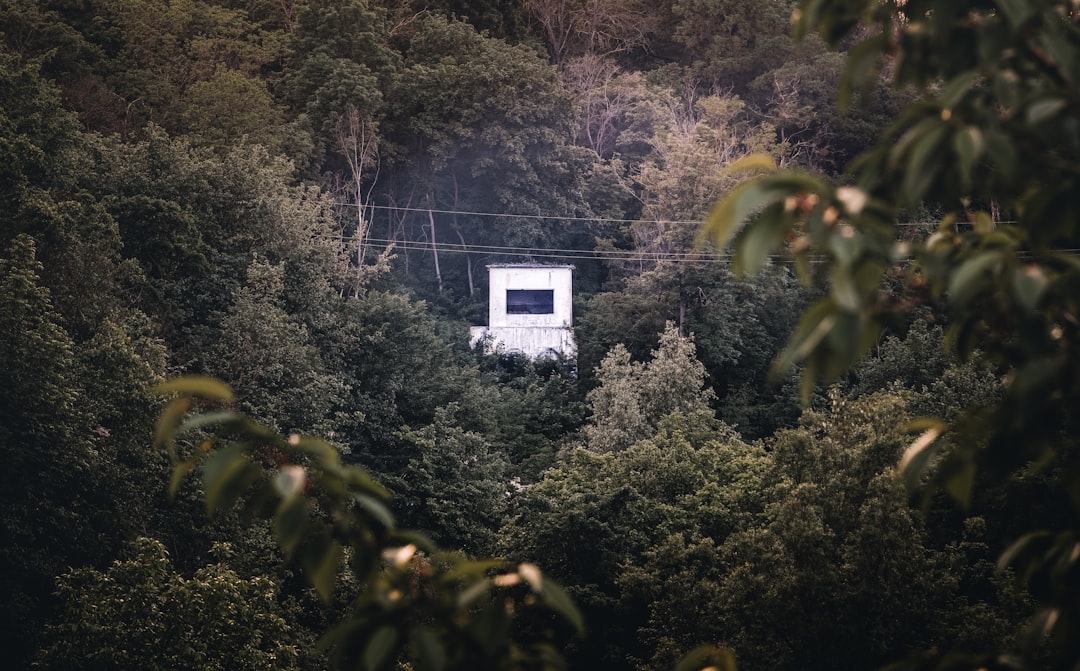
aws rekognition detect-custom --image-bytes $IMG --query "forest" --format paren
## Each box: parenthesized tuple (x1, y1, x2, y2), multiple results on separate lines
(2, 1, 1079, 671)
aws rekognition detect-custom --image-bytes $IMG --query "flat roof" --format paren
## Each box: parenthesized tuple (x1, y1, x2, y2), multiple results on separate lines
(486, 264, 575, 269)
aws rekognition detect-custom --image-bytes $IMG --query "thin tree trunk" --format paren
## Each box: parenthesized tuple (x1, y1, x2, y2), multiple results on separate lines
(455, 227, 474, 296)
(679, 292, 686, 338)
(451, 175, 473, 296)
(429, 208, 443, 294)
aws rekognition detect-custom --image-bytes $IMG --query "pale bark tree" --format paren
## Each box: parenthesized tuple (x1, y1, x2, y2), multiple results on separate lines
(523, 0, 658, 64)
(335, 105, 391, 296)
(561, 53, 649, 157)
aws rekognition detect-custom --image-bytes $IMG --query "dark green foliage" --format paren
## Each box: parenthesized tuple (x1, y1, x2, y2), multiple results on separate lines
(0, 48, 82, 207)
(319, 290, 467, 460)
(151, 377, 584, 671)
(745, 41, 910, 174)
(36, 537, 304, 671)
(0, 235, 93, 665)
(583, 323, 716, 453)
(501, 411, 750, 669)
(371, 13, 602, 296)
(0, 1, 103, 80)
(407, 0, 529, 39)
(505, 390, 1024, 671)
(0, 236, 168, 669)
(395, 405, 510, 556)
(89, 131, 346, 363)
(280, 0, 396, 169)
(669, 0, 795, 89)
(3, 2, 1066, 670)
(205, 259, 344, 433)
(473, 352, 588, 481)
(577, 263, 811, 437)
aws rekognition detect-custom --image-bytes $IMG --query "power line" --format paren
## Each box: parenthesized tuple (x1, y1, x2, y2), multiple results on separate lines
(360, 237, 732, 259)
(329, 201, 951, 228)
(349, 202, 659, 225)
(355, 237, 835, 264)
(326, 234, 1080, 265)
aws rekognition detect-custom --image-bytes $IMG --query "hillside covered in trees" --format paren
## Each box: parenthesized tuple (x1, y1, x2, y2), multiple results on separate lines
(3, 2, 1079, 671)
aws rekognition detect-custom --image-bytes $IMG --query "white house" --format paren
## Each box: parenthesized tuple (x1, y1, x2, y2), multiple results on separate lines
(469, 264, 576, 359)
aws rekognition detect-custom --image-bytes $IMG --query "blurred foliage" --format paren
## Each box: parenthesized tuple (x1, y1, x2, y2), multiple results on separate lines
(704, 0, 1080, 668)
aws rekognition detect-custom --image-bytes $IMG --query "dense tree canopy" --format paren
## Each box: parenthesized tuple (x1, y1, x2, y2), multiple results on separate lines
(2, 1, 1073, 671)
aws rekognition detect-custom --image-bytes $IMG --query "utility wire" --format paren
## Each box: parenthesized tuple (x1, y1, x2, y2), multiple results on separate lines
(359, 237, 733, 259)
(322, 233, 1080, 264)
(354, 238, 835, 264)
(329, 201, 955, 228)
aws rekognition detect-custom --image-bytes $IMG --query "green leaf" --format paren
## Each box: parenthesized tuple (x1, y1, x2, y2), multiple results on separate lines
(828, 232, 861, 269)
(175, 410, 242, 437)
(1025, 607, 1061, 651)
(302, 536, 342, 602)
(733, 203, 795, 275)
(446, 559, 506, 583)
(948, 251, 1001, 307)
(541, 578, 585, 635)
(839, 35, 887, 110)
(952, 126, 984, 188)
(997, 531, 1055, 573)
(1011, 357, 1059, 397)
(700, 173, 809, 252)
(1038, 19, 1080, 83)
(288, 435, 340, 464)
(1012, 264, 1048, 312)
(410, 627, 446, 671)
(353, 493, 395, 529)
(1027, 98, 1066, 125)
(724, 152, 777, 174)
(152, 375, 234, 402)
(940, 71, 982, 108)
(972, 211, 995, 234)
(984, 130, 1018, 178)
(364, 626, 398, 671)
(315, 619, 366, 655)
(899, 425, 946, 490)
(154, 397, 191, 457)
(902, 123, 947, 204)
(274, 494, 310, 557)
(995, 0, 1036, 28)
(203, 443, 260, 516)
(345, 468, 392, 500)
(468, 604, 512, 656)
(457, 577, 492, 608)
(940, 454, 977, 506)
(168, 460, 195, 499)
(890, 116, 938, 169)
(700, 178, 770, 250)
(775, 299, 837, 375)
(388, 529, 438, 554)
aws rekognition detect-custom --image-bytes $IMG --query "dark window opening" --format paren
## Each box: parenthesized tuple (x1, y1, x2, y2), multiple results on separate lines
(506, 289, 554, 314)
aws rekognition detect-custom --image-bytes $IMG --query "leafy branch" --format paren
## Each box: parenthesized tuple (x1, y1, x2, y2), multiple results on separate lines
(702, 1, 1080, 667)
(153, 376, 583, 671)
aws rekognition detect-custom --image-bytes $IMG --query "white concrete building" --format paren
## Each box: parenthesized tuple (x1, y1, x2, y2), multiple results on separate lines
(469, 264, 576, 359)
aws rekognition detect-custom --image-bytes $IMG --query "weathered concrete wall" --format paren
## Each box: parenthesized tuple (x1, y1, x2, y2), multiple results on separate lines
(471, 264, 576, 359)
(488, 265, 573, 328)
(469, 326, 577, 359)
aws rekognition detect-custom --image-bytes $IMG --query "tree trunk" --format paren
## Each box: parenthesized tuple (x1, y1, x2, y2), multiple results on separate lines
(454, 227, 474, 296)
(429, 208, 443, 294)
